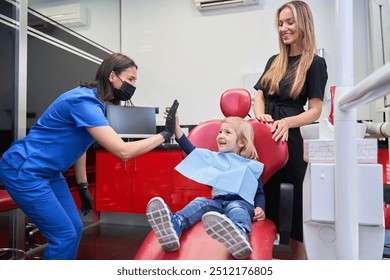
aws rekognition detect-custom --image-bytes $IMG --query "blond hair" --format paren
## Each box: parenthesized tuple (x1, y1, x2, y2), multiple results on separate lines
(260, 1, 316, 99)
(222, 117, 258, 160)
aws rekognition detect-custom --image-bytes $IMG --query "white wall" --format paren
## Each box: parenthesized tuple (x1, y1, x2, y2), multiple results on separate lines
(369, 0, 390, 122)
(353, 0, 375, 121)
(29, 0, 121, 52)
(369, 0, 390, 69)
(31, 0, 376, 125)
(120, 0, 335, 125)
(120, 0, 374, 126)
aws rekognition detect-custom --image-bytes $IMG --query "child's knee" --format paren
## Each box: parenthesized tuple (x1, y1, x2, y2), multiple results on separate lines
(193, 196, 209, 205)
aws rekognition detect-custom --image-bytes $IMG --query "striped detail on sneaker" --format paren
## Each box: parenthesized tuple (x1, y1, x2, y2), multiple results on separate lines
(146, 197, 180, 252)
(202, 211, 252, 259)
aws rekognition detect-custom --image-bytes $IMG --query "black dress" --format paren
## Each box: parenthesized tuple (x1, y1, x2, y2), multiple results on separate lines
(254, 54, 328, 242)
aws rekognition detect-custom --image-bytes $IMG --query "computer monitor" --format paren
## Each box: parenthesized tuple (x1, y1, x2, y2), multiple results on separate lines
(106, 105, 157, 138)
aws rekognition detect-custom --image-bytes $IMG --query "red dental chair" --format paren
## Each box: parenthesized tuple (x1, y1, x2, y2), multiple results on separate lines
(134, 88, 293, 260)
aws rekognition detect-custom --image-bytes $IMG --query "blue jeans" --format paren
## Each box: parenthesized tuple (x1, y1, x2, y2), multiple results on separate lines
(0, 160, 83, 260)
(175, 194, 254, 238)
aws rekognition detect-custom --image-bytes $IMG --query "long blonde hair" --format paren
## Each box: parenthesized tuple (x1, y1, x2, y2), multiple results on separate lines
(260, 1, 316, 99)
(222, 117, 258, 160)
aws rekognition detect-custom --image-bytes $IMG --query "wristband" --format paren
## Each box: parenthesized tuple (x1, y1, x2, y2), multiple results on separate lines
(77, 182, 88, 190)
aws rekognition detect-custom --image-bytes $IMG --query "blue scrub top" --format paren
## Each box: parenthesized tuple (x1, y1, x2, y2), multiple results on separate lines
(2, 86, 108, 179)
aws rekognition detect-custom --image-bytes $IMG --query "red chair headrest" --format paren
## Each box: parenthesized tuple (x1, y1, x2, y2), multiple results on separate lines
(220, 88, 251, 118)
(186, 120, 221, 152)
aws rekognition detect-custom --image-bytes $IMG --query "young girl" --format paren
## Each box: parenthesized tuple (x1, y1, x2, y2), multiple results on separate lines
(146, 116, 265, 259)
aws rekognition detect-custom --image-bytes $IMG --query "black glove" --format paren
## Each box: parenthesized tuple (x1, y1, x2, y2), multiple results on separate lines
(78, 183, 93, 216)
(160, 99, 179, 142)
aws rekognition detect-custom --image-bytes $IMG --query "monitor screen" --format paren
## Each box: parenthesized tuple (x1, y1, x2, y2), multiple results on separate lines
(106, 105, 157, 137)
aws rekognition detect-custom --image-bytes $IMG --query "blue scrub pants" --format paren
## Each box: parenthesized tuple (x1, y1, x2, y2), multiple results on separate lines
(0, 160, 83, 260)
(175, 194, 254, 238)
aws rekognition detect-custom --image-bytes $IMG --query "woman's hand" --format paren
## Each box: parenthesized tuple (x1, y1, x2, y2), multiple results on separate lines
(163, 105, 180, 129)
(271, 118, 289, 142)
(164, 102, 183, 139)
(160, 100, 179, 142)
(253, 207, 266, 221)
(256, 114, 274, 123)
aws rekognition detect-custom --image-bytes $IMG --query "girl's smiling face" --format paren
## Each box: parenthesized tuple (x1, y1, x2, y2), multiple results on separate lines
(216, 122, 244, 154)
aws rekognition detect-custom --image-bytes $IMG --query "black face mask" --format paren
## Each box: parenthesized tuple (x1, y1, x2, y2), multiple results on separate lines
(113, 77, 136, 101)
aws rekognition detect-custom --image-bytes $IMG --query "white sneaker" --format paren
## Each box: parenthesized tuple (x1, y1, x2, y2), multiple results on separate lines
(202, 211, 252, 259)
(146, 197, 180, 251)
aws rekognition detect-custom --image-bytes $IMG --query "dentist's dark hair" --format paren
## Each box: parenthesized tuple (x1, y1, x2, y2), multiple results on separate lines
(79, 53, 138, 105)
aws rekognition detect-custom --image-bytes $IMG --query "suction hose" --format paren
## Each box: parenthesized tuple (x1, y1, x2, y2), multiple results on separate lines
(363, 121, 390, 138)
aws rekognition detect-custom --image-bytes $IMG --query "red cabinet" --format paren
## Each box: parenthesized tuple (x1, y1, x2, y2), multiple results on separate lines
(95, 150, 133, 212)
(130, 150, 171, 213)
(95, 147, 211, 214)
(96, 149, 172, 213)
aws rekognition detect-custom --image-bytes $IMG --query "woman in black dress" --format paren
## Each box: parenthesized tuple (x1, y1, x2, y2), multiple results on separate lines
(253, 1, 328, 259)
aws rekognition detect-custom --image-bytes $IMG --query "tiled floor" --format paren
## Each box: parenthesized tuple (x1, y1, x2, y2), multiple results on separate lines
(0, 213, 151, 260)
(2, 212, 292, 260)
(5, 212, 387, 260)
(76, 222, 151, 260)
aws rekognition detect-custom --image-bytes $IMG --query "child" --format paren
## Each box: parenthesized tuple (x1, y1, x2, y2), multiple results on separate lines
(146, 116, 265, 259)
